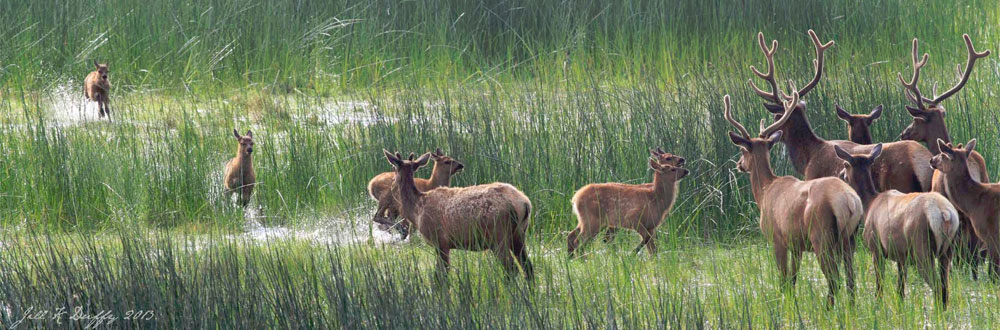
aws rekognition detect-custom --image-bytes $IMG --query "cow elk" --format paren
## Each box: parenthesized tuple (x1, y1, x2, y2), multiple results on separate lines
(369, 148, 464, 238)
(836, 144, 959, 308)
(749, 30, 934, 193)
(835, 104, 882, 144)
(931, 139, 1000, 281)
(601, 148, 686, 243)
(726, 93, 863, 306)
(897, 35, 991, 277)
(567, 150, 689, 257)
(224, 129, 256, 207)
(383, 151, 533, 280)
(84, 60, 112, 118)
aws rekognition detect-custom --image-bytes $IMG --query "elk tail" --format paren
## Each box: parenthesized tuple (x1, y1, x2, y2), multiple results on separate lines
(928, 199, 961, 255)
(834, 192, 864, 240)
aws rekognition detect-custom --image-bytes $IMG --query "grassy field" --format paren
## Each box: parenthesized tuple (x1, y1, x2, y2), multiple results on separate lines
(3, 0, 1000, 328)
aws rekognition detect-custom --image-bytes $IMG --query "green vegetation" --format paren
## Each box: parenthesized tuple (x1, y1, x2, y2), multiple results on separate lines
(3, 0, 1000, 327)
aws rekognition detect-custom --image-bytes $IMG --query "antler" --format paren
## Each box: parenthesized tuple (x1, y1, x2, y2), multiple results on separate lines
(929, 34, 991, 105)
(748, 33, 787, 104)
(723, 95, 751, 139)
(897, 38, 931, 113)
(759, 92, 799, 138)
(793, 30, 834, 98)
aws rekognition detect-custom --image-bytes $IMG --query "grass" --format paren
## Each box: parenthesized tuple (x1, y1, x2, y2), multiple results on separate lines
(3, 0, 1000, 327)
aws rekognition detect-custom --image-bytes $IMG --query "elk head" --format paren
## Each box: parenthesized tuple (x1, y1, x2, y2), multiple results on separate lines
(725, 93, 797, 173)
(897, 35, 990, 146)
(233, 129, 254, 156)
(650, 158, 689, 182)
(94, 60, 109, 82)
(835, 104, 882, 144)
(384, 151, 431, 179)
(930, 139, 977, 176)
(430, 148, 465, 175)
(748, 30, 833, 132)
(649, 147, 686, 167)
(834, 143, 883, 193)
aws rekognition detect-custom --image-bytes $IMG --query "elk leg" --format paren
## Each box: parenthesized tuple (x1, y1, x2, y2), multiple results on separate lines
(939, 247, 953, 309)
(841, 236, 857, 300)
(512, 232, 534, 281)
(789, 248, 803, 286)
(873, 253, 886, 299)
(773, 243, 790, 290)
(603, 228, 618, 243)
(567, 227, 582, 258)
(493, 243, 520, 280)
(960, 215, 982, 280)
(435, 248, 451, 282)
(568, 225, 598, 258)
(913, 245, 938, 303)
(816, 250, 841, 307)
(896, 262, 907, 299)
(633, 226, 656, 255)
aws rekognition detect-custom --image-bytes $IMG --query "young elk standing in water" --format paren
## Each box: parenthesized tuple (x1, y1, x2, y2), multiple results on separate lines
(931, 140, 1000, 281)
(726, 94, 863, 306)
(369, 148, 464, 238)
(383, 151, 533, 280)
(836, 144, 959, 308)
(84, 60, 111, 118)
(600, 148, 686, 244)
(567, 151, 689, 257)
(835, 104, 882, 144)
(897, 35, 991, 278)
(224, 129, 255, 207)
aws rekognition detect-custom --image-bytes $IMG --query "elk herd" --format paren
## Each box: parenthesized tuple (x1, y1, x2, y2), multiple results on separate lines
(85, 29, 996, 308)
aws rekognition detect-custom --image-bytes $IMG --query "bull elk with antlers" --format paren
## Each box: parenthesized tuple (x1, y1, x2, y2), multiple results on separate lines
(726, 93, 863, 306)
(897, 35, 992, 278)
(748, 30, 934, 193)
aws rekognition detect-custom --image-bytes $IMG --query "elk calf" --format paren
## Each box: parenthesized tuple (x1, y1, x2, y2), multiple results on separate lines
(601, 148, 686, 243)
(727, 94, 863, 306)
(931, 139, 1000, 280)
(224, 129, 255, 207)
(567, 153, 688, 257)
(383, 151, 533, 280)
(836, 145, 959, 307)
(369, 148, 464, 238)
(84, 60, 111, 118)
(835, 104, 882, 144)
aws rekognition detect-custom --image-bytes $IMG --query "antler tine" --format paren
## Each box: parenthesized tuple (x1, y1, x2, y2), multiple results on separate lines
(897, 38, 930, 112)
(794, 30, 834, 98)
(748, 32, 789, 103)
(930, 33, 991, 105)
(760, 92, 798, 137)
(723, 95, 751, 139)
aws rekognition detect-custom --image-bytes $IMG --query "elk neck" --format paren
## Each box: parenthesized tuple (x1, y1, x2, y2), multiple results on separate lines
(393, 166, 426, 221)
(747, 149, 778, 202)
(234, 148, 254, 172)
(942, 159, 983, 213)
(926, 129, 952, 155)
(781, 109, 825, 174)
(428, 162, 451, 187)
(851, 167, 880, 210)
(650, 174, 680, 206)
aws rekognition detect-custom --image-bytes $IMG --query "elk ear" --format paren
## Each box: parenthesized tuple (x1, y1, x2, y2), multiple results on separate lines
(937, 139, 955, 155)
(414, 152, 432, 167)
(905, 106, 927, 119)
(649, 148, 660, 157)
(94, 60, 100, 69)
(383, 149, 402, 167)
(245, 130, 252, 138)
(765, 130, 783, 148)
(869, 143, 883, 160)
(834, 145, 853, 162)
(762, 102, 785, 114)
(233, 129, 241, 139)
(649, 158, 662, 171)
(835, 104, 851, 121)
(965, 139, 977, 155)
(868, 105, 883, 123)
(728, 131, 751, 150)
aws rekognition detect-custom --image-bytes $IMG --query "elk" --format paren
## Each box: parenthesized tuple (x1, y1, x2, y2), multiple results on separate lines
(835, 104, 882, 144)
(383, 151, 533, 279)
(835, 144, 959, 307)
(567, 152, 689, 257)
(369, 148, 464, 238)
(84, 60, 111, 118)
(931, 139, 1000, 281)
(748, 30, 934, 193)
(726, 93, 863, 306)
(224, 129, 255, 207)
(897, 35, 991, 278)
(601, 148, 686, 243)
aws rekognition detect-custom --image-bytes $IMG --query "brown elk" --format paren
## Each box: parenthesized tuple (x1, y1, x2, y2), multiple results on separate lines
(383, 151, 533, 279)
(567, 152, 689, 257)
(835, 104, 882, 144)
(224, 129, 256, 207)
(897, 35, 991, 278)
(369, 148, 464, 238)
(601, 148, 686, 243)
(931, 139, 1000, 280)
(836, 144, 959, 307)
(726, 93, 863, 306)
(749, 30, 934, 193)
(84, 60, 111, 118)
